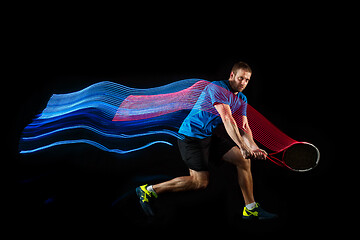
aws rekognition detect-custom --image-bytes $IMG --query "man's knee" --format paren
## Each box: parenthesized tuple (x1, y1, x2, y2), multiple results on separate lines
(193, 177, 209, 190)
(223, 147, 251, 170)
(189, 170, 209, 190)
(234, 156, 251, 170)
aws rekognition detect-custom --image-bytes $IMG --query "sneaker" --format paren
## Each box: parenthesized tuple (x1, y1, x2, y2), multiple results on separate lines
(242, 202, 278, 220)
(136, 184, 158, 216)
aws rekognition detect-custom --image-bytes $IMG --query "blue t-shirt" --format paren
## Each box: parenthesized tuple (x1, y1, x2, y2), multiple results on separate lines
(178, 80, 247, 139)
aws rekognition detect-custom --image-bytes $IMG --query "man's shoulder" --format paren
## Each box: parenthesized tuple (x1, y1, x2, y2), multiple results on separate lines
(211, 80, 229, 87)
(211, 80, 248, 103)
(237, 92, 247, 103)
(206, 80, 230, 92)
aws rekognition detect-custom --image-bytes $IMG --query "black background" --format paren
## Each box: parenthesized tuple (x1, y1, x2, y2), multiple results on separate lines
(7, 9, 337, 238)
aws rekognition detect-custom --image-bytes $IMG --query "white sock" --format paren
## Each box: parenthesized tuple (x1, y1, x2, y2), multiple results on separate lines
(246, 202, 256, 210)
(146, 185, 158, 197)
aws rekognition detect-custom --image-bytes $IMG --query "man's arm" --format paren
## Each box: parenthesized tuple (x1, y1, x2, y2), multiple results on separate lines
(239, 115, 259, 150)
(214, 103, 267, 160)
(214, 103, 254, 159)
(240, 115, 267, 160)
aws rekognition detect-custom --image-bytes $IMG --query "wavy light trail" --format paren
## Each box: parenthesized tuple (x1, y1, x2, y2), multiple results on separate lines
(19, 79, 302, 168)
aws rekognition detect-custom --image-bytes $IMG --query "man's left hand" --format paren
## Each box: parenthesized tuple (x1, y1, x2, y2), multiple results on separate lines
(253, 149, 268, 160)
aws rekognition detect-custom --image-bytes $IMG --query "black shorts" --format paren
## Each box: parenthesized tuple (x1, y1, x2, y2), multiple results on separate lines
(177, 124, 237, 171)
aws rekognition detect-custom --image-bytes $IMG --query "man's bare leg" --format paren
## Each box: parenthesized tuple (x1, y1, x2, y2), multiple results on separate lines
(221, 146, 278, 220)
(152, 169, 209, 194)
(222, 146, 255, 205)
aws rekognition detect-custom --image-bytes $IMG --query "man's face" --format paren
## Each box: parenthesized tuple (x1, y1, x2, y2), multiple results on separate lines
(229, 69, 251, 93)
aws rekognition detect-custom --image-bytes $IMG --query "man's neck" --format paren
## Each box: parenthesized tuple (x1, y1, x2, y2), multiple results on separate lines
(227, 79, 239, 95)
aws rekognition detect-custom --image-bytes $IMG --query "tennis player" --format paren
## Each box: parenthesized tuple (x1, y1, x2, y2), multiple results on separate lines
(136, 61, 277, 220)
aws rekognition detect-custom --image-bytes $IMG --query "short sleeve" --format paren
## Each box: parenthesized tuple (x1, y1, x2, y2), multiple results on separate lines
(201, 82, 247, 117)
(206, 83, 231, 106)
(237, 93, 247, 117)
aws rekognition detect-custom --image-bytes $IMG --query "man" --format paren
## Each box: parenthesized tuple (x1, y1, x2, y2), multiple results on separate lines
(136, 61, 277, 220)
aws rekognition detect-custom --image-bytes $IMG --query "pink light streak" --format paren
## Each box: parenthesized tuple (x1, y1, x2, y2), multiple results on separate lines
(113, 80, 299, 159)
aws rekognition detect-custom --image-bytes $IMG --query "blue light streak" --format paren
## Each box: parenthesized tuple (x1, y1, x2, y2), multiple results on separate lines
(20, 139, 173, 154)
(19, 80, 199, 155)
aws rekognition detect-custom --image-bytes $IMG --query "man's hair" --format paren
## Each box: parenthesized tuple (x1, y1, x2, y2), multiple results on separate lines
(231, 61, 252, 74)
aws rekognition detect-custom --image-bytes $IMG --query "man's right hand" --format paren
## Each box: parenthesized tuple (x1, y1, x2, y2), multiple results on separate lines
(252, 149, 267, 160)
(240, 145, 254, 159)
(240, 147, 268, 160)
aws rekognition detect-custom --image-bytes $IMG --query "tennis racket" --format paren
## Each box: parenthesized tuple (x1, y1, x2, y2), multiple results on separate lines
(267, 142, 320, 172)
